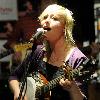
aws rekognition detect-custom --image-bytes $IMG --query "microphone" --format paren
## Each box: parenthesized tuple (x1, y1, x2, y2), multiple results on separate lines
(30, 28, 44, 42)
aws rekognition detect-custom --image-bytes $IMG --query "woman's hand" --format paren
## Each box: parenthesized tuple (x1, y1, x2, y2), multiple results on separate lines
(59, 78, 72, 91)
(59, 78, 85, 100)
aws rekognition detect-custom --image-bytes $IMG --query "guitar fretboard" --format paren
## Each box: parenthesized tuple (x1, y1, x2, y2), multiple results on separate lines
(35, 75, 65, 97)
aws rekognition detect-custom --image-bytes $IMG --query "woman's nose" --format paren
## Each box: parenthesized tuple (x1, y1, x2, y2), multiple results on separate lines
(45, 16, 51, 23)
(44, 18, 50, 26)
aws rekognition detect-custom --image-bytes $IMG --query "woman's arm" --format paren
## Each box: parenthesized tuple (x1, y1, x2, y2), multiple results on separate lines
(9, 80, 20, 100)
(9, 79, 27, 100)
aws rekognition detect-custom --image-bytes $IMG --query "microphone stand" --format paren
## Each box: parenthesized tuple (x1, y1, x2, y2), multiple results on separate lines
(17, 40, 37, 100)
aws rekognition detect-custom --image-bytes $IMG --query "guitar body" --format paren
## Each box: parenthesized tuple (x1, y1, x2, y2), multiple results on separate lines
(26, 73, 50, 100)
(26, 77, 36, 100)
(38, 74, 51, 99)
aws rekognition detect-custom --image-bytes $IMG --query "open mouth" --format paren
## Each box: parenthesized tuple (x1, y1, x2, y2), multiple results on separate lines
(44, 27, 51, 31)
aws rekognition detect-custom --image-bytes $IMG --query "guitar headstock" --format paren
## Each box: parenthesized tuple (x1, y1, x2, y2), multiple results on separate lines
(13, 43, 33, 52)
(61, 59, 97, 83)
(61, 64, 83, 81)
(76, 58, 97, 83)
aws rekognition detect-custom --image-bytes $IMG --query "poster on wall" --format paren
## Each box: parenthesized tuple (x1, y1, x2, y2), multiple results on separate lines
(0, 0, 18, 21)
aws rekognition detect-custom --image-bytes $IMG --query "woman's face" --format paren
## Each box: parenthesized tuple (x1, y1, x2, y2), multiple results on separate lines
(40, 9, 66, 42)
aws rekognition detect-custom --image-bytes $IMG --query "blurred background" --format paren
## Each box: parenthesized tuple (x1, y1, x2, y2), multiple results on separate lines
(0, 0, 100, 100)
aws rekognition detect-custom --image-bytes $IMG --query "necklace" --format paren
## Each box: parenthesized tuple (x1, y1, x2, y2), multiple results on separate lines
(48, 46, 75, 67)
(48, 49, 69, 67)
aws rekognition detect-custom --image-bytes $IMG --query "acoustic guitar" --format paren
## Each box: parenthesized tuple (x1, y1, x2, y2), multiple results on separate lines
(25, 61, 96, 100)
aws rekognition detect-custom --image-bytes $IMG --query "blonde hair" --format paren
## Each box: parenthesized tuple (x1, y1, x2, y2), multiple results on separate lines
(39, 4, 75, 46)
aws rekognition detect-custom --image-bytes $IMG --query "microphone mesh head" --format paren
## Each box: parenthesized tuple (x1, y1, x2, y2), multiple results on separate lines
(37, 28, 44, 32)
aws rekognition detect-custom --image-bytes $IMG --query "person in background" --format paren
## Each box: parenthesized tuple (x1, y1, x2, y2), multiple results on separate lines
(9, 4, 88, 100)
(81, 42, 100, 59)
(80, 42, 100, 99)
(2, 0, 40, 72)
(3, 0, 40, 49)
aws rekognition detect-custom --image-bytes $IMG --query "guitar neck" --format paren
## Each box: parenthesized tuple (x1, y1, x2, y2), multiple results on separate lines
(35, 74, 65, 97)
(35, 66, 83, 97)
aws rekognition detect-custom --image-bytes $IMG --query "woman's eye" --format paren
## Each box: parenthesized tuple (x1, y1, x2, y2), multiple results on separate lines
(43, 15, 48, 19)
(52, 17, 58, 21)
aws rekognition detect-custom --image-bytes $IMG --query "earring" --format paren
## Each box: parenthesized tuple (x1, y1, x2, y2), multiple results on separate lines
(63, 28, 65, 33)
